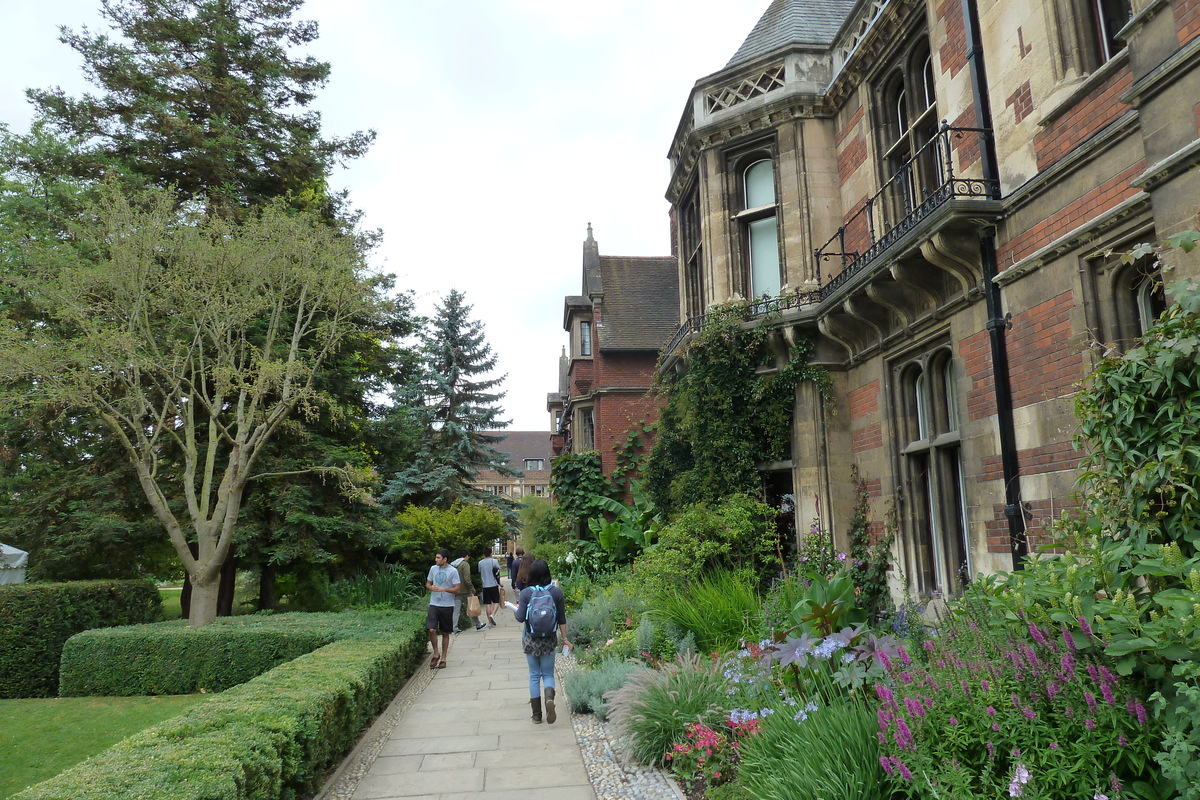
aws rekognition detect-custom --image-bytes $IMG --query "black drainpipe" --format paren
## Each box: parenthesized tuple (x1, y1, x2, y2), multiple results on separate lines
(962, 0, 1027, 569)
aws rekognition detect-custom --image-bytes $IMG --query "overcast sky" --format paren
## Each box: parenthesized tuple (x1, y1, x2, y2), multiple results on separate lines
(0, 0, 769, 431)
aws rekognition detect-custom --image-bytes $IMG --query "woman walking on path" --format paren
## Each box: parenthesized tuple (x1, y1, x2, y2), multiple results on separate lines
(514, 558, 571, 724)
(478, 546, 502, 626)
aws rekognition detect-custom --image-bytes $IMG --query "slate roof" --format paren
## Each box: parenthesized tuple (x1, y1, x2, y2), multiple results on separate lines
(724, 0, 857, 70)
(597, 255, 679, 351)
(481, 431, 554, 470)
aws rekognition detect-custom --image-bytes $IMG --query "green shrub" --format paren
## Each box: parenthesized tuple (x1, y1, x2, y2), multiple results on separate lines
(648, 570, 763, 655)
(14, 610, 425, 800)
(565, 581, 644, 652)
(562, 659, 642, 720)
(628, 494, 779, 599)
(736, 697, 885, 800)
(606, 652, 730, 766)
(0, 579, 161, 698)
(326, 564, 424, 611)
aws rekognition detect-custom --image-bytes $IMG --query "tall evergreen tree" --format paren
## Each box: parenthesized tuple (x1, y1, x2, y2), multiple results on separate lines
(382, 290, 518, 523)
(18, 0, 372, 220)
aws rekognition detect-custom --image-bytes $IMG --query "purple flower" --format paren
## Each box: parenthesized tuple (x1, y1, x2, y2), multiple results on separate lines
(895, 718, 915, 750)
(948, 716, 959, 726)
(1023, 706, 1036, 720)
(1049, 742, 1059, 750)
(880, 756, 894, 776)
(986, 741, 996, 758)
(898, 647, 912, 666)
(1111, 775, 1123, 793)
(986, 706, 997, 717)
(1101, 683, 1115, 706)
(875, 683, 895, 706)
(1117, 735, 1128, 747)
(1085, 718, 1096, 731)
(894, 759, 913, 781)
(877, 707, 893, 732)
(993, 722, 1001, 732)
(1084, 692, 1098, 712)
(981, 679, 991, 691)
(1029, 624, 1048, 646)
(1079, 617, 1093, 637)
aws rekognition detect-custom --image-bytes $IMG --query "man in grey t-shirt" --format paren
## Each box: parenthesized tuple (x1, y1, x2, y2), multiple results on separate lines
(478, 546, 501, 626)
(425, 549, 460, 669)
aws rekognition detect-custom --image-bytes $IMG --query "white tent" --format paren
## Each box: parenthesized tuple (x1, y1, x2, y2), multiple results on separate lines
(0, 543, 28, 585)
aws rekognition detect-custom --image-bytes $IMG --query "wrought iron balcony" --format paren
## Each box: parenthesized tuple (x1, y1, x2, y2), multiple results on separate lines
(815, 123, 997, 298)
(661, 286, 821, 359)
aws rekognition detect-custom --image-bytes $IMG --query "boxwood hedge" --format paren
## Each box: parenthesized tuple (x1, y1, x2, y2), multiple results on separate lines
(15, 610, 426, 800)
(0, 579, 161, 698)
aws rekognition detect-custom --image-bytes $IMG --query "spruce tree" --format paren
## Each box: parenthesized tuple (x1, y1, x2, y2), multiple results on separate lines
(382, 290, 518, 521)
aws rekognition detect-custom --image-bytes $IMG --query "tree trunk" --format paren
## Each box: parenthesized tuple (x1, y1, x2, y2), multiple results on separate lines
(258, 562, 277, 611)
(188, 577, 220, 627)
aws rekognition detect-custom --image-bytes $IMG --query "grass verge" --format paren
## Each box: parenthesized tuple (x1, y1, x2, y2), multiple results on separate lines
(0, 694, 212, 799)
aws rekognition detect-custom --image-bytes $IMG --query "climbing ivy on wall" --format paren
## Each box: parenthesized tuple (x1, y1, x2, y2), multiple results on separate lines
(644, 303, 828, 518)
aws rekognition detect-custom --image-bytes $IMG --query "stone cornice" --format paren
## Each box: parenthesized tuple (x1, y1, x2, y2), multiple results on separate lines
(1131, 138, 1200, 192)
(1119, 35, 1200, 108)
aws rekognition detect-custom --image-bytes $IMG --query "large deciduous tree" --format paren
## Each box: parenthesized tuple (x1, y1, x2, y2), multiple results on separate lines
(381, 290, 517, 524)
(0, 184, 398, 626)
(20, 0, 372, 220)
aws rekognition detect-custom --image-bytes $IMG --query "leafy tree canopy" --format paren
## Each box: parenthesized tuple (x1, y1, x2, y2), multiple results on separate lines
(0, 183, 401, 625)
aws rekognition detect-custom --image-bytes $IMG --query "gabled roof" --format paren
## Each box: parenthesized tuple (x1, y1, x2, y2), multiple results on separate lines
(597, 255, 679, 351)
(481, 431, 554, 468)
(724, 0, 857, 70)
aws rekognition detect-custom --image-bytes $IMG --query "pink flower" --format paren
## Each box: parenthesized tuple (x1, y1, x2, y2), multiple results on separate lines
(880, 756, 894, 776)
(986, 705, 997, 716)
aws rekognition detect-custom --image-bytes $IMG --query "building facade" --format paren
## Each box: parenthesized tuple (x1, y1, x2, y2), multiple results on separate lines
(663, 0, 1200, 599)
(550, 226, 679, 495)
(470, 431, 554, 502)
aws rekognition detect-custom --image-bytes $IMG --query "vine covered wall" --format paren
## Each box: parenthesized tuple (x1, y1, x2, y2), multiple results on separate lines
(645, 306, 828, 518)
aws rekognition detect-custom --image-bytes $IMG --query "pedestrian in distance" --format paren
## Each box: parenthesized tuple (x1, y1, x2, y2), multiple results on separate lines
(451, 548, 487, 632)
(505, 550, 514, 581)
(514, 558, 571, 724)
(511, 547, 524, 590)
(478, 546, 502, 626)
(425, 548, 460, 669)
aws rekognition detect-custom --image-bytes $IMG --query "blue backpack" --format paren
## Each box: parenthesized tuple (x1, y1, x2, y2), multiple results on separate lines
(525, 586, 558, 638)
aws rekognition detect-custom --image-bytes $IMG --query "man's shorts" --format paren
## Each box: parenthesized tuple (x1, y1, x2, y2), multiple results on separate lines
(426, 604, 453, 633)
(481, 586, 500, 604)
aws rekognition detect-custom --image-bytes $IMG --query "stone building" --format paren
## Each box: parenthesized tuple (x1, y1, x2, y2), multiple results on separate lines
(662, 0, 1200, 599)
(549, 226, 679, 497)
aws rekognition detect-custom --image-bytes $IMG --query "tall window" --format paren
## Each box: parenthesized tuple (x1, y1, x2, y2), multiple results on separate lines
(681, 184, 706, 319)
(894, 348, 968, 597)
(579, 320, 592, 357)
(579, 408, 595, 451)
(733, 155, 781, 299)
(878, 41, 940, 226)
(1087, 0, 1132, 65)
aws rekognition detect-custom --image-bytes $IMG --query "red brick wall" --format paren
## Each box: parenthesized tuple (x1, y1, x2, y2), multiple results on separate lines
(1006, 80, 1033, 124)
(1178, 0, 1200, 45)
(986, 505, 1011, 553)
(838, 135, 868, 184)
(849, 380, 880, 419)
(852, 422, 883, 454)
(837, 105, 864, 146)
(950, 107, 981, 170)
(1033, 69, 1133, 169)
(961, 329, 995, 422)
(568, 360, 594, 396)
(936, 0, 968, 78)
(1007, 291, 1084, 409)
(996, 162, 1145, 268)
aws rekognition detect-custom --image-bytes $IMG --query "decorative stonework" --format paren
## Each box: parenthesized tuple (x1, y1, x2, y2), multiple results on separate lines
(704, 63, 786, 113)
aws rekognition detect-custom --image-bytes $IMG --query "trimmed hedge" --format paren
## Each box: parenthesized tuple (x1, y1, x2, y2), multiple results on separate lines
(0, 579, 161, 698)
(15, 610, 426, 800)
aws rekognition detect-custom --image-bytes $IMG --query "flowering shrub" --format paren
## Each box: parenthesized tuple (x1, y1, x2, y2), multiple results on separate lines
(665, 719, 758, 793)
(875, 603, 1162, 800)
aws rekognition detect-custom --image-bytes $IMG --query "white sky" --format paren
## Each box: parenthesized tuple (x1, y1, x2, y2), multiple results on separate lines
(0, 0, 769, 430)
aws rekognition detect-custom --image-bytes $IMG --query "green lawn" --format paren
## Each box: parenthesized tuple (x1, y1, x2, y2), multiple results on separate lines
(0, 694, 212, 799)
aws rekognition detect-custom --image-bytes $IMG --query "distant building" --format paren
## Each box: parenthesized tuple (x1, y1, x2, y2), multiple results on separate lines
(550, 225, 679, 497)
(470, 431, 554, 503)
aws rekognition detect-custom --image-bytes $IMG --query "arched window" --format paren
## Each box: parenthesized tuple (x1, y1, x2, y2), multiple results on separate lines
(740, 158, 781, 298)
(894, 346, 968, 597)
(878, 40, 940, 225)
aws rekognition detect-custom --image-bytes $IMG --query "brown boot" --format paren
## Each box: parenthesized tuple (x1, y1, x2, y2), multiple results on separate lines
(544, 687, 556, 724)
(530, 697, 543, 724)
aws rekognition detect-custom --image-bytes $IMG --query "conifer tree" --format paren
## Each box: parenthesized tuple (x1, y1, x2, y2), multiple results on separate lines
(19, 0, 372, 220)
(382, 290, 518, 522)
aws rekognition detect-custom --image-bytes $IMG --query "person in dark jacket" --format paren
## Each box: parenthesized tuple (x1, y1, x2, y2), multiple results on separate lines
(514, 559, 571, 724)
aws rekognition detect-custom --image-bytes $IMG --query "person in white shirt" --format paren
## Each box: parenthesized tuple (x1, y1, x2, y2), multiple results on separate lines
(478, 546, 502, 626)
(425, 549, 460, 669)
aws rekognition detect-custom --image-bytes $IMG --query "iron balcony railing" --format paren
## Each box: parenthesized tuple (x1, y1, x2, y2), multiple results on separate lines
(814, 123, 997, 296)
(662, 124, 996, 358)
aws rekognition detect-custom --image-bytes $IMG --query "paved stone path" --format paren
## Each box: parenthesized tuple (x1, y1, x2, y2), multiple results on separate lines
(315, 579, 598, 800)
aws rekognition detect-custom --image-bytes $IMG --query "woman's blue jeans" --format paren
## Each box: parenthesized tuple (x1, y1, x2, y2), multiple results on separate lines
(526, 651, 556, 698)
